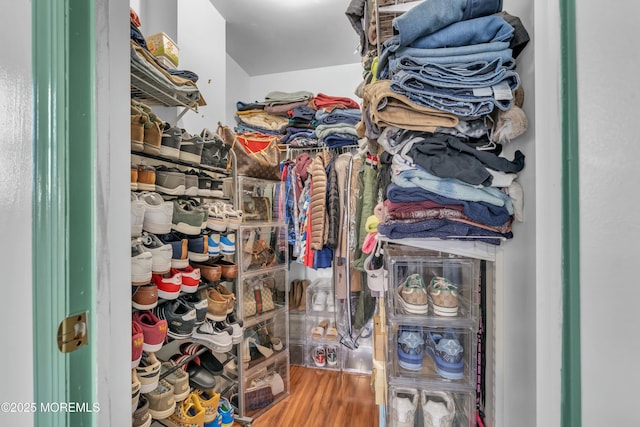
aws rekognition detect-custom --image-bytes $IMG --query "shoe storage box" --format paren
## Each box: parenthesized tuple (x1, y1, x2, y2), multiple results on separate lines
(304, 280, 340, 370)
(386, 247, 479, 328)
(288, 341, 305, 366)
(237, 223, 287, 274)
(388, 323, 477, 389)
(237, 268, 287, 321)
(233, 176, 284, 223)
(145, 32, 179, 67)
(387, 383, 475, 427)
(240, 351, 290, 418)
(240, 310, 288, 371)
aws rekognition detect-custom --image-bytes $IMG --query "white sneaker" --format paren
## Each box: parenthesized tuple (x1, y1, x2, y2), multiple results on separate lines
(140, 231, 172, 274)
(421, 390, 455, 427)
(394, 388, 418, 427)
(138, 191, 173, 235)
(191, 320, 233, 353)
(222, 204, 242, 230)
(131, 192, 145, 238)
(312, 290, 327, 312)
(206, 204, 227, 232)
(131, 240, 153, 285)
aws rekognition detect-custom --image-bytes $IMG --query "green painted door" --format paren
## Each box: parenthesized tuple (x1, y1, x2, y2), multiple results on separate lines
(33, 0, 97, 425)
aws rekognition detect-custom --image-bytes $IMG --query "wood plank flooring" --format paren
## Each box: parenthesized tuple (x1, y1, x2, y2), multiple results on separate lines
(243, 365, 379, 427)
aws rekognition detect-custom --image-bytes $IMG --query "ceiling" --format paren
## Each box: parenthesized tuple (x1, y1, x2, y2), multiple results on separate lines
(208, 0, 361, 76)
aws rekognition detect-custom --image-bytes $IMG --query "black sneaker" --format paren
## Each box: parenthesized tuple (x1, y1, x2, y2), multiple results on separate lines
(200, 128, 224, 169)
(196, 171, 212, 196)
(179, 293, 208, 325)
(152, 300, 196, 339)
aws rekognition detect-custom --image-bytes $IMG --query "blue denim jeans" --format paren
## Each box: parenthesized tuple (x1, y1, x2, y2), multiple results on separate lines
(390, 68, 519, 117)
(408, 16, 513, 50)
(391, 56, 518, 89)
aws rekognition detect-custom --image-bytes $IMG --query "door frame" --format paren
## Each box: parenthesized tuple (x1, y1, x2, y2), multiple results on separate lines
(32, 0, 97, 425)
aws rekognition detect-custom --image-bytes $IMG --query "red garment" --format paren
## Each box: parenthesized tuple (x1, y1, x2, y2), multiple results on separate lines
(310, 93, 360, 111)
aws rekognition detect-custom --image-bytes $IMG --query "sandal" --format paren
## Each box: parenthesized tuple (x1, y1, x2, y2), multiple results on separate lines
(325, 322, 338, 341)
(311, 319, 329, 340)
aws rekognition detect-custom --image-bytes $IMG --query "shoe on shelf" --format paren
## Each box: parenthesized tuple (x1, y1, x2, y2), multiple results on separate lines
(399, 273, 429, 315)
(204, 288, 228, 322)
(213, 283, 236, 314)
(196, 171, 213, 197)
(200, 128, 225, 169)
(421, 390, 455, 427)
(154, 165, 186, 196)
(225, 311, 243, 344)
(131, 104, 147, 153)
(132, 394, 152, 427)
(206, 204, 227, 232)
(132, 369, 141, 414)
(184, 234, 210, 262)
(134, 101, 163, 156)
(326, 292, 335, 312)
(424, 330, 464, 380)
(179, 130, 205, 165)
(191, 320, 233, 353)
(140, 231, 172, 275)
(179, 342, 225, 375)
(194, 388, 220, 425)
(179, 292, 208, 325)
(158, 232, 189, 269)
(170, 354, 218, 391)
(221, 204, 242, 230)
(153, 299, 196, 339)
(397, 327, 424, 371)
(192, 259, 222, 283)
(207, 232, 221, 257)
(143, 379, 175, 420)
(219, 233, 235, 256)
(138, 191, 173, 235)
(312, 345, 326, 367)
(165, 392, 205, 427)
(131, 192, 145, 238)
(218, 397, 235, 427)
(392, 387, 419, 427)
(131, 239, 153, 286)
(151, 269, 182, 300)
(132, 284, 159, 311)
(184, 170, 199, 197)
(326, 345, 338, 367)
(161, 361, 190, 403)
(131, 165, 139, 191)
(171, 200, 205, 236)
(132, 321, 145, 368)
(177, 264, 200, 293)
(136, 165, 156, 192)
(160, 123, 182, 161)
(210, 178, 224, 198)
(132, 310, 168, 352)
(311, 290, 328, 311)
(135, 351, 161, 393)
(428, 276, 459, 317)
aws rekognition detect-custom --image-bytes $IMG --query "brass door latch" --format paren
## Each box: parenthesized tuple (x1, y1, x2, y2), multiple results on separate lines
(57, 312, 89, 353)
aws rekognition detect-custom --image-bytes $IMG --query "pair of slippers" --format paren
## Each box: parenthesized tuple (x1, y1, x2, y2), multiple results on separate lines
(311, 320, 338, 340)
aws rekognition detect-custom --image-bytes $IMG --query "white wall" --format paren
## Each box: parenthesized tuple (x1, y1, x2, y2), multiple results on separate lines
(576, 2, 640, 426)
(534, 1, 563, 427)
(0, 1, 34, 425)
(499, 1, 538, 425)
(225, 54, 251, 127)
(177, 0, 226, 132)
(249, 63, 363, 105)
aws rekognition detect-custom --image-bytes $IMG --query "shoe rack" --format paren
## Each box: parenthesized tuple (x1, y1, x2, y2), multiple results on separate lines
(130, 47, 253, 427)
(382, 241, 494, 427)
(233, 177, 291, 419)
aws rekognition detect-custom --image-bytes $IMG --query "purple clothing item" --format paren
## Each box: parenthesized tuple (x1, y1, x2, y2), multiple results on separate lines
(386, 183, 510, 227)
(377, 217, 510, 245)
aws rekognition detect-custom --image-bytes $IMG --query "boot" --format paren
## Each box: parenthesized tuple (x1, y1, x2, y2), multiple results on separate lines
(297, 280, 310, 311)
(289, 280, 300, 311)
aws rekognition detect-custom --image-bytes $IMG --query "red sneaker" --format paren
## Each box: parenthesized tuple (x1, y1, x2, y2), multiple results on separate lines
(132, 310, 167, 352)
(178, 265, 201, 293)
(132, 320, 144, 368)
(151, 268, 182, 300)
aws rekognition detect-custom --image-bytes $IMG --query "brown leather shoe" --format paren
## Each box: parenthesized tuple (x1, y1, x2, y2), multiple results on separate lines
(132, 284, 158, 310)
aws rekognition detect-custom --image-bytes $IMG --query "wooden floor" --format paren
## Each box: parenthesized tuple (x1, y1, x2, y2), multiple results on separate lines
(242, 365, 379, 427)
